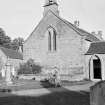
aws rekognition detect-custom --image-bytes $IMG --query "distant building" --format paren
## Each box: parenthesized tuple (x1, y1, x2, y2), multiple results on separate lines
(86, 42, 105, 81)
(0, 46, 23, 77)
(24, 0, 104, 81)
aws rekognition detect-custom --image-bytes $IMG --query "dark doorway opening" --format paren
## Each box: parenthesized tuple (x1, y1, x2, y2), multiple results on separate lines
(93, 59, 102, 79)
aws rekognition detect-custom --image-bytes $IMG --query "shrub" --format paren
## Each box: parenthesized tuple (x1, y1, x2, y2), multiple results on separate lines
(18, 63, 32, 75)
(18, 59, 42, 75)
(32, 64, 42, 74)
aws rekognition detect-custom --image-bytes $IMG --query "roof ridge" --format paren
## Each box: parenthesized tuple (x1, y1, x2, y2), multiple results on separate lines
(0, 46, 15, 51)
(24, 10, 54, 44)
(92, 41, 105, 44)
(0, 46, 22, 54)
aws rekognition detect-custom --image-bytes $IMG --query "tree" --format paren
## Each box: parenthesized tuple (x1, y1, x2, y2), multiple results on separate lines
(3, 35, 11, 48)
(0, 28, 11, 48)
(11, 37, 24, 51)
(18, 59, 42, 75)
(0, 28, 25, 51)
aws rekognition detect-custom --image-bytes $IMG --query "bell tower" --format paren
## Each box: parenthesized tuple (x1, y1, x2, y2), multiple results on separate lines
(43, 0, 59, 16)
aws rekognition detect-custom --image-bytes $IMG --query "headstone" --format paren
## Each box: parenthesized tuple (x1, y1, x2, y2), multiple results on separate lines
(1, 66, 6, 78)
(90, 81, 105, 105)
(5, 62, 13, 85)
(11, 66, 17, 77)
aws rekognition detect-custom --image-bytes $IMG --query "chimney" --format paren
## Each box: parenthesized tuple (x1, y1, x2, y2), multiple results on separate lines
(18, 45, 23, 53)
(74, 20, 79, 27)
(91, 31, 103, 40)
(97, 30, 103, 40)
(91, 31, 96, 36)
(98, 31, 102, 36)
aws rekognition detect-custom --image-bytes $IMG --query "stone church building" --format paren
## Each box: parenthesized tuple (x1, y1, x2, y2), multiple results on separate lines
(24, 0, 105, 81)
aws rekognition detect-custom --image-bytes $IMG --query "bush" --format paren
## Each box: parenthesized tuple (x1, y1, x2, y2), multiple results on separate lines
(18, 59, 42, 75)
(32, 64, 42, 74)
(18, 63, 32, 75)
(46, 73, 61, 87)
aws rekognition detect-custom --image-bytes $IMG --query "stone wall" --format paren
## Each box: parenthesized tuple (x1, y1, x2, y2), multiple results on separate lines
(24, 11, 86, 80)
(9, 58, 23, 70)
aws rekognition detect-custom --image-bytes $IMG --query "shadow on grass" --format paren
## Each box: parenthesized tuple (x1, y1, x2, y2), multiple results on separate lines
(0, 79, 90, 105)
(0, 87, 90, 105)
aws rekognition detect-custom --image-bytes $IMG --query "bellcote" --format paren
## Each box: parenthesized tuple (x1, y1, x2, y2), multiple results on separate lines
(43, 0, 59, 16)
(44, 0, 58, 6)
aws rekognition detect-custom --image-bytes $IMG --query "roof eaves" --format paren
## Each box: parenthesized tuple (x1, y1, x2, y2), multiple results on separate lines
(24, 10, 55, 44)
(24, 18, 44, 44)
(85, 52, 105, 55)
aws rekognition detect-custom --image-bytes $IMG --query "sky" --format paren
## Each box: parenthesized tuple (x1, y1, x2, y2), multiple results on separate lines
(0, 0, 105, 40)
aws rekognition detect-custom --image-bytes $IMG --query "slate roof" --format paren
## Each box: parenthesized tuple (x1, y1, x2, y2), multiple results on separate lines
(47, 11, 100, 42)
(0, 47, 23, 60)
(86, 42, 105, 55)
(61, 18, 100, 42)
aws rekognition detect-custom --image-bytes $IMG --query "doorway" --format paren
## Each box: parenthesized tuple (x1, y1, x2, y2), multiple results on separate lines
(93, 57, 102, 79)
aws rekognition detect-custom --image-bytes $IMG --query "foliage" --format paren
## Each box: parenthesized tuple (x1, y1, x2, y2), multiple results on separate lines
(27, 59, 34, 66)
(11, 37, 24, 51)
(0, 28, 24, 51)
(18, 63, 32, 75)
(41, 73, 61, 88)
(18, 59, 42, 75)
(48, 73, 61, 87)
(0, 57, 3, 72)
(0, 28, 11, 48)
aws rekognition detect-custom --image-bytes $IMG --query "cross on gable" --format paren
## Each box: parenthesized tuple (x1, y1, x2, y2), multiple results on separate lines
(49, 0, 53, 4)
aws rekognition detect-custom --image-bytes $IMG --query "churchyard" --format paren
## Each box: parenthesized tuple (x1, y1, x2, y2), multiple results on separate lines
(0, 58, 100, 105)
(0, 62, 104, 105)
(0, 58, 103, 105)
(0, 57, 101, 105)
(0, 71, 95, 105)
(0, 79, 91, 105)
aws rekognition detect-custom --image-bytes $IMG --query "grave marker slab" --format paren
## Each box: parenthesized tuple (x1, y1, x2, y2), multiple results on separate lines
(90, 81, 105, 105)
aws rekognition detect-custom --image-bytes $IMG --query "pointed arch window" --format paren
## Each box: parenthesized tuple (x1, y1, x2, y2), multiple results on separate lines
(48, 31, 51, 51)
(48, 27, 57, 52)
(53, 30, 56, 51)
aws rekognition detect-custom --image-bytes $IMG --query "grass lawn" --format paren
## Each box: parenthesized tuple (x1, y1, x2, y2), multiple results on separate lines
(0, 79, 91, 91)
(0, 78, 91, 91)
(0, 87, 90, 105)
(0, 79, 44, 91)
(0, 79, 91, 105)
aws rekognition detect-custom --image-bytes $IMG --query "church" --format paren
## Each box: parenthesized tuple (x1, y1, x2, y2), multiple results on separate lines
(23, 0, 105, 81)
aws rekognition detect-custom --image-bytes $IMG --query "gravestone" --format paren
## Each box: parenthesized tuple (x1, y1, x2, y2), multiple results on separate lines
(5, 61, 13, 85)
(11, 66, 17, 77)
(1, 66, 6, 78)
(90, 81, 105, 105)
